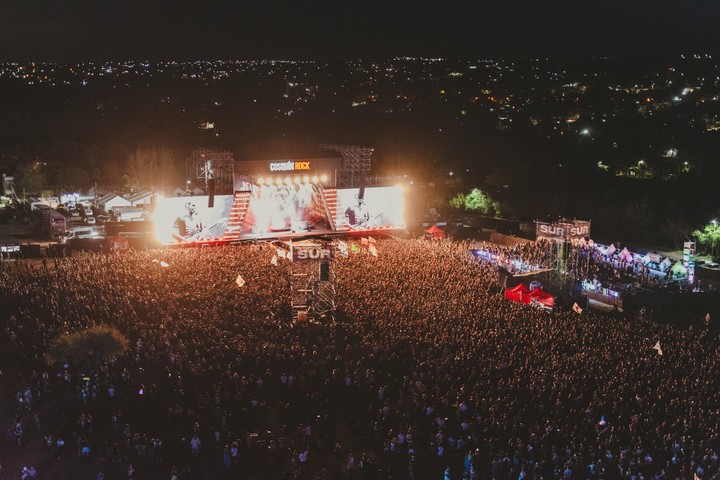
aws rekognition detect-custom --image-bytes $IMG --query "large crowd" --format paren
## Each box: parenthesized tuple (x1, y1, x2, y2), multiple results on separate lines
(0, 238, 719, 480)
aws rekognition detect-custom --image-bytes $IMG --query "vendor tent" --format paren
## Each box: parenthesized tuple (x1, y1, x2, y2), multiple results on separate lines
(659, 257, 673, 272)
(108, 234, 129, 253)
(618, 247, 633, 263)
(642, 252, 662, 264)
(505, 283, 530, 302)
(425, 224, 445, 239)
(670, 261, 688, 280)
(523, 288, 555, 309)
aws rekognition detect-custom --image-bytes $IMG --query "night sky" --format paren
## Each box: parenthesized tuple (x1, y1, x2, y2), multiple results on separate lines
(0, 0, 719, 61)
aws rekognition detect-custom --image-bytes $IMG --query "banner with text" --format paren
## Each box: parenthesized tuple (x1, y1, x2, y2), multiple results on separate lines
(536, 220, 591, 241)
(292, 245, 335, 262)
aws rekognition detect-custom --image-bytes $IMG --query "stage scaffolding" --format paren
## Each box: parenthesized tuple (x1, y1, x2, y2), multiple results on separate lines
(320, 144, 373, 188)
(186, 149, 234, 194)
(289, 241, 336, 324)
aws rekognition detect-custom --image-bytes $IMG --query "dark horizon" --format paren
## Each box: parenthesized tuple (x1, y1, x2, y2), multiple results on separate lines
(1, 1, 720, 63)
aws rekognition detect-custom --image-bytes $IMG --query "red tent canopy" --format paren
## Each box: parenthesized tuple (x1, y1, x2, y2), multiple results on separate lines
(505, 283, 530, 302)
(425, 224, 445, 238)
(108, 234, 129, 253)
(523, 288, 555, 308)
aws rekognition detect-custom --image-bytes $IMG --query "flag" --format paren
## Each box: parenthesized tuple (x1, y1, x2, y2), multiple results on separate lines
(270, 255, 278, 266)
(572, 303, 583, 314)
(361, 237, 369, 245)
(351, 244, 359, 252)
(276, 249, 286, 259)
(160, 261, 170, 268)
(606, 243, 616, 255)
(652, 341, 663, 356)
(235, 274, 246, 288)
(369, 245, 378, 257)
(598, 415, 607, 427)
(368, 236, 376, 244)
(338, 240, 348, 250)
(588, 239, 595, 248)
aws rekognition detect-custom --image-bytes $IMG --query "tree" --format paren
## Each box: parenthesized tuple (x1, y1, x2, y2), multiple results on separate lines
(692, 220, 720, 261)
(49, 165, 92, 191)
(47, 326, 129, 367)
(659, 218, 691, 250)
(13, 160, 47, 196)
(449, 193, 466, 209)
(464, 188, 491, 214)
(448, 188, 502, 216)
(126, 147, 179, 193)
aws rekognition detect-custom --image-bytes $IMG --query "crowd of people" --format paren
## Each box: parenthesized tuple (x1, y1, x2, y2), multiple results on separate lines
(471, 239, 558, 275)
(0, 238, 718, 480)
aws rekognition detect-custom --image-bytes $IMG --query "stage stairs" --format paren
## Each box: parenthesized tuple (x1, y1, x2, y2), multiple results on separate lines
(225, 190, 251, 240)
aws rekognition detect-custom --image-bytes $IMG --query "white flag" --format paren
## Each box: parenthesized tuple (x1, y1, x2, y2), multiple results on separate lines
(652, 341, 663, 356)
(338, 240, 348, 251)
(572, 303, 583, 314)
(160, 261, 170, 268)
(361, 237, 369, 245)
(607, 243, 616, 255)
(236, 274, 246, 288)
(368, 236, 376, 244)
(369, 245, 378, 257)
(270, 255, 278, 266)
(276, 248, 286, 259)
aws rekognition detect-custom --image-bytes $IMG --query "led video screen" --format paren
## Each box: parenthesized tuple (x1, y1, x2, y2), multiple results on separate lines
(335, 186, 405, 231)
(154, 195, 234, 244)
(242, 183, 328, 234)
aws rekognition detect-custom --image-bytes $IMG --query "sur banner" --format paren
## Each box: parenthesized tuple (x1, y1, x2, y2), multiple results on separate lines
(536, 220, 591, 241)
(292, 245, 335, 262)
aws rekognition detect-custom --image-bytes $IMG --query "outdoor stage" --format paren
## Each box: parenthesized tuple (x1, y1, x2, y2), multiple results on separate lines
(153, 184, 405, 247)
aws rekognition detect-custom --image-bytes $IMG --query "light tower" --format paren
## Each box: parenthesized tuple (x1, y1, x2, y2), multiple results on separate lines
(320, 144, 373, 188)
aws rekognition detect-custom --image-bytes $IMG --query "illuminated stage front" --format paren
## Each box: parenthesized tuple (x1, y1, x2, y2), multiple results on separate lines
(153, 184, 405, 245)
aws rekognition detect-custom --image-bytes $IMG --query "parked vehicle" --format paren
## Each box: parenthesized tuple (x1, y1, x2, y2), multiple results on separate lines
(32, 204, 67, 238)
(64, 226, 104, 240)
